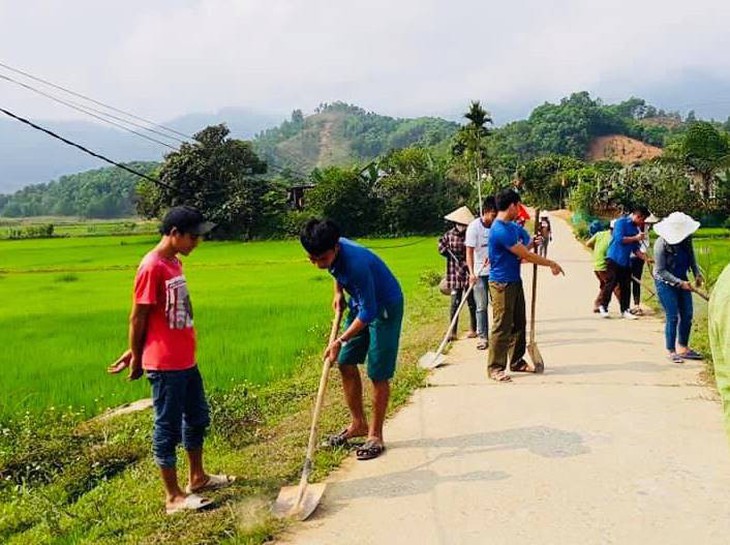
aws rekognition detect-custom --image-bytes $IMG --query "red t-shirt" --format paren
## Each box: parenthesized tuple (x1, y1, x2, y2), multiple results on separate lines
(134, 251, 196, 371)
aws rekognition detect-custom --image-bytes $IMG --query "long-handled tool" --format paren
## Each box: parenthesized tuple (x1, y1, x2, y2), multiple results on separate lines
(691, 285, 710, 301)
(419, 255, 489, 369)
(527, 208, 545, 373)
(419, 282, 477, 369)
(272, 309, 344, 521)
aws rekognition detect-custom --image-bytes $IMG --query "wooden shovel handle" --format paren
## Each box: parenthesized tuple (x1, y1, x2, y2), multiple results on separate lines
(295, 309, 344, 506)
(530, 209, 540, 344)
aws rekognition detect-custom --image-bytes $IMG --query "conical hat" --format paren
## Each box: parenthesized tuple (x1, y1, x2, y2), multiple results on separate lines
(653, 212, 700, 245)
(645, 213, 660, 224)
(444, 206, 475, 226)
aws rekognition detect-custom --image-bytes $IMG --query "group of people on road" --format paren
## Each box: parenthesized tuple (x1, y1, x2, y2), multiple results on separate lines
(439, 189, 564, 382)
(104, 195, 727, 515)
(586, 206, 706, 363)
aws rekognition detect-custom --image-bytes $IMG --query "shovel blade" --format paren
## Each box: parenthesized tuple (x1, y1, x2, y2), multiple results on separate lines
(272, 483, 326, 521)
(527, 342, 545, 374)
(418, 351, 445, 369)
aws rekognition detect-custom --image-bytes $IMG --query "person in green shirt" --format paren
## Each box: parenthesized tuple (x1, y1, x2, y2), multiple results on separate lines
(710, 264, 730, 441)
(586, 222, 616, 313)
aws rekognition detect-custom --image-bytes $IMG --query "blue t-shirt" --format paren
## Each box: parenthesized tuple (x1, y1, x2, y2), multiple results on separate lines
(606, 216, 639, 267)
(328, 238, 403, 323)
(488, 220, 530, 283)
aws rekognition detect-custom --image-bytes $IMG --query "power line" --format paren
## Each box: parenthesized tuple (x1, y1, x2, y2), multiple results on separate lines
(0, 74, 179, 150)
(0, 71, 188, 145)
(0, 59, 192, 140)
(0, 106, 174, 191)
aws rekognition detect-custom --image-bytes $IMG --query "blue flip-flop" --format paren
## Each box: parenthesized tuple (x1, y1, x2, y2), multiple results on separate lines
(680, 349, 703, 360)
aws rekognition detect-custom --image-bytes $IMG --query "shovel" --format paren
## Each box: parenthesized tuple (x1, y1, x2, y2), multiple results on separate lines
(272, 308, 344, 521)
(527, 208, 545, 373)
(419, 282, 477, 369)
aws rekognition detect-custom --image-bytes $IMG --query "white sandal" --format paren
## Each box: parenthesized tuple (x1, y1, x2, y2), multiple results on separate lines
(185, 474, 236, 494)
(166, 493, 213, 515)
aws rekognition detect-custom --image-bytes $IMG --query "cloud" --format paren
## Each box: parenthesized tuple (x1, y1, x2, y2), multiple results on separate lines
(3, 0, 730, 123)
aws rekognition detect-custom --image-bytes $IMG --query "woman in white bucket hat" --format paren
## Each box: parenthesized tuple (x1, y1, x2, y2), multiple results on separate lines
(652, 212, 704, 363)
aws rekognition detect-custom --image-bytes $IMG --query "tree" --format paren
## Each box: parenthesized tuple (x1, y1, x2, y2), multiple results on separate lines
(452, 101, 493, 208)
(663, 121, 730, 203)
(304, 166, 380, 237)
(148, 124, 272, 239)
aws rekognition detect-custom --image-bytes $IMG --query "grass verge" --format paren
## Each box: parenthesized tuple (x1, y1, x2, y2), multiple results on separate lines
(0, 281, 447, 544)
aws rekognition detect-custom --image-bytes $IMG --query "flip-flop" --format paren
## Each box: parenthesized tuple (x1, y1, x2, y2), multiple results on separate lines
(356, 440, 385, 461)
(679, 349, 703, 360)
(489, 370, 512, 382)
(185, 474, 236, 495)
(667, 353, 684, 363)
(321, 428, 355, 448)
(510, 359, 535, 373)
(166, 494, 213, 515)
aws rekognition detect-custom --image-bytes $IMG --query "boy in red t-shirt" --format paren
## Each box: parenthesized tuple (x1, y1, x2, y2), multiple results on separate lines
(109, 206, 234, 514)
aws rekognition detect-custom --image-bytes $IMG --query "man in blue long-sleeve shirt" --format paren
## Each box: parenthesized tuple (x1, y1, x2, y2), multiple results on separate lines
(300, 219, 403, 461)
(598, 206, 650, 319)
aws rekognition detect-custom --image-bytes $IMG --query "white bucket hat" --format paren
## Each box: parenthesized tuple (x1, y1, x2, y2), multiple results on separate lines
(444, 206, 475, 226)
(653, 211, 700, 245)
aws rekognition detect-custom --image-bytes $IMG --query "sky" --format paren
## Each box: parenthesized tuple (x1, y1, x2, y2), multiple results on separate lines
(3, 0, 730, 125)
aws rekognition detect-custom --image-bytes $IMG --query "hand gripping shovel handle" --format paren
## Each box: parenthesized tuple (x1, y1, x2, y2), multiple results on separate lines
(293, 309, 344, 509)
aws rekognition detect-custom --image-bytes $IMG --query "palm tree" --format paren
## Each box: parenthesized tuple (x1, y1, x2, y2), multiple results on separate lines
(452, 101, 492, 209)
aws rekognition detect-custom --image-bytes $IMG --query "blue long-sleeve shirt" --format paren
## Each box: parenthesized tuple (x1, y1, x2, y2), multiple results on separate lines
(606, 216, 640, 267)
(328, 238, 403, 323)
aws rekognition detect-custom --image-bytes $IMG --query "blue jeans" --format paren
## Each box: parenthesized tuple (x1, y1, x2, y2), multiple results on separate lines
(473, 276, 490, 339)
(655, 280, 693, 352)
(147, 366, 210, 469)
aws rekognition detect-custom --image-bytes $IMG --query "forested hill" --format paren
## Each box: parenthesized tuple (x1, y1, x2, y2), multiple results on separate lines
(253, 102, 460, 173)
(0, 162, 158, 218)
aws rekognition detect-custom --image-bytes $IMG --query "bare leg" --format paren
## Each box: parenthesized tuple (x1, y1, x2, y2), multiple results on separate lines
(368, 379, 390, 445)
(186, 448, 208, 491)
(160, 467, 187, 507)
(339, 365, 369, 437)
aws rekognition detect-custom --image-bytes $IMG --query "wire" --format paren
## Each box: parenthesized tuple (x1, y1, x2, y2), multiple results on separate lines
(0, 59, 193, 140)
(0, 72, 187, 145)
(0, 106, 174, 191)
(0, 74, 179, 150)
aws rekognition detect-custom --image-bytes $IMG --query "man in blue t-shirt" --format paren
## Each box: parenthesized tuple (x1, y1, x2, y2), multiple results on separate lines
(598, 206, 650, 319)
(487, 190, 565, 383)
(300, 219, 403, 461)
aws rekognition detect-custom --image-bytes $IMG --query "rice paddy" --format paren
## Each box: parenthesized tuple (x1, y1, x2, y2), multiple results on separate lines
(0, 234, 442, 420)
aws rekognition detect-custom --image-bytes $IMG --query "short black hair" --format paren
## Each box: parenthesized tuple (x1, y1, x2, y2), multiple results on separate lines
(481, 196, 497, 214)
(160, 205, 215, 236)
(495, 189, 521, 211)
(632, 205, 650, 218)
(300, 218, 341, 255)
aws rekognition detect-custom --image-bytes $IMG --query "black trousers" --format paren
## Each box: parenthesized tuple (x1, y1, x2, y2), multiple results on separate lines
(600, 259, 631, 313)
(450, 288, 477, 335)
(630, 258, 645, 306)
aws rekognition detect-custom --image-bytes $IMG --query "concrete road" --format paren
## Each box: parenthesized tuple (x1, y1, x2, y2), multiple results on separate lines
(283, 214, 730, 545)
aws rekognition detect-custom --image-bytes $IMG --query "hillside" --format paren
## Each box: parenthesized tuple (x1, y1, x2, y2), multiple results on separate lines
(587, 135, 663, 164)
(0, 108, 282, 193)
(254, 102, 459, 173)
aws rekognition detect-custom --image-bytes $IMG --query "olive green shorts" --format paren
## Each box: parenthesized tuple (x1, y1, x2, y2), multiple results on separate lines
(338, 299, 404, 381)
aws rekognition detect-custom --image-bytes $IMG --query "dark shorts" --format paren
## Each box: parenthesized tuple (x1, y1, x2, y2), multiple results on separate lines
(338, 299, 404, 381)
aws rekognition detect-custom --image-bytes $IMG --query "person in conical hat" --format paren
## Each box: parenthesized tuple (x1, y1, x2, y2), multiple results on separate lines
(652, 211, 704, 363)
(439, 206, 477, 340)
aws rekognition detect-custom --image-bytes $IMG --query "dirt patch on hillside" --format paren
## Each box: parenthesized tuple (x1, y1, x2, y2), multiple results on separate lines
(588, 135, 663, 165)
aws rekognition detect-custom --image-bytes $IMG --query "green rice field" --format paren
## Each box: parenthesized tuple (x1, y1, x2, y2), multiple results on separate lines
(0, 235, 441, 420)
